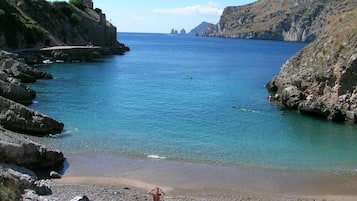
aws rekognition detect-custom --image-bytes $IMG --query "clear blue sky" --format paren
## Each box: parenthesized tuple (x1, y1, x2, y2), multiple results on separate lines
(49, 1, 257, 33)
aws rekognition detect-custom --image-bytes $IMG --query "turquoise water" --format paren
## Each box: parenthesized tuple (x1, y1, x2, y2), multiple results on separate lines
(29, 33, 357, 172)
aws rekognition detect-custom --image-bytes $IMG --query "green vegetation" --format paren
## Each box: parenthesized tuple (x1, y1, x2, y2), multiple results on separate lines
(0, 0, 46, 48)
(330, 8, 357, 49)
(0, 182, 17, 201)
(69, 0, 87, 10)
(0, 170, 19, 201)
(70, 12, 80, 25)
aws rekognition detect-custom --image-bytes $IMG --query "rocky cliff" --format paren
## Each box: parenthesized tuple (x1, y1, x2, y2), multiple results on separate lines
(0, 0, 128, 53)
(203, 0, 356, 42)
(189, 22, 214, 36)
(267, 7, 357, 122)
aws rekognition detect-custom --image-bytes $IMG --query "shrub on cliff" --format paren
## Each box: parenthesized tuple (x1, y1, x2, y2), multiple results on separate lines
(69, 0, 86, 10)
(0, 0, 46, 48)
(0, 169, 20, 201)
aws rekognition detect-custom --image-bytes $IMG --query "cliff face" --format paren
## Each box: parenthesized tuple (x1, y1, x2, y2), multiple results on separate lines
(189, 22, 214, 36)
(267, 7, 357, 122)
(0, 0, 125, 50)
(204, 0, 356, 42)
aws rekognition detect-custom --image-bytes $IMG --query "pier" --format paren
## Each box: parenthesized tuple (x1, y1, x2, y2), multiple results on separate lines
(40, 45, 101, 51)
(40, 45, 102, 62)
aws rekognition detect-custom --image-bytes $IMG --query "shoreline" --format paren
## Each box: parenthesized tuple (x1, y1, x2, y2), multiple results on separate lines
(50, 177, 357, 201)
(55, 151, 357, 200)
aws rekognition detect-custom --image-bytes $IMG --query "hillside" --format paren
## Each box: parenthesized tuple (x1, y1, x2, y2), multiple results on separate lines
(203, 0, 356, 42)
(0, 0, 128, 53)
(266, 7, 357, 122)
(189, 22, 214, 36)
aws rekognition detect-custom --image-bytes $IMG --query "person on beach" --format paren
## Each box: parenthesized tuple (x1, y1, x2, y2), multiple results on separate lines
(148, 187, 165, 201)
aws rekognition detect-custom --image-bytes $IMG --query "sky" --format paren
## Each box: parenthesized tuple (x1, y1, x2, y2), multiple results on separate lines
(49, 1, 257, 33)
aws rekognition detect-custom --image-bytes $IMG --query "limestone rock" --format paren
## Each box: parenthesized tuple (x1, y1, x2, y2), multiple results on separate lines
(0, 96, 64, 135)
(281, 86, 304, 109)
(189, 22, 214, 36)
(203, 0, 356, 42)
(267, 8, 357, 122)
(0, 164, 53, 199)
(0, 129, 65, 169)
(0, 79, 33, 105)
(0, 50, 53, 105)
(0, 51, 53, 82)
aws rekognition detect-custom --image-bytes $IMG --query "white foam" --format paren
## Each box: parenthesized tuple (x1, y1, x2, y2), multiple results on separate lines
(147, 154, 166, 159)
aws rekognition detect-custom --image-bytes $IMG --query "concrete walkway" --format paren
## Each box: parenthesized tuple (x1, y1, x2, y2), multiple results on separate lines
(40, 46, 101, 51)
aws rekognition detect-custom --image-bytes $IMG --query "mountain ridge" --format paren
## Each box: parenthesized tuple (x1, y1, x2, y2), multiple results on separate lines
(203, 0, 356, 42)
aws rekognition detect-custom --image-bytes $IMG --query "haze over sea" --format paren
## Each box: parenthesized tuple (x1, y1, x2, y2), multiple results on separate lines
(29, 33, 357, 173)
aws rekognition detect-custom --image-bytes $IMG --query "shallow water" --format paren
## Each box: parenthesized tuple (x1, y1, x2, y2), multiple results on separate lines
(29, 33, 357, 172)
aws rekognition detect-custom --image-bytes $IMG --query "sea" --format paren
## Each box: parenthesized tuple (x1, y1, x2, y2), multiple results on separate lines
(28, 33, 357, 173)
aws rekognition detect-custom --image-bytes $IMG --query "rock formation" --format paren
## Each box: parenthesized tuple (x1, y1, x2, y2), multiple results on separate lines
(0, 128, 64, 169)
(0, 50, 52, 82)
(1, 164, 54, 200)
(0, 96, 64, 136)
(203, 0, 356, 42)
(0, 51, 64, 135)
(0, 51, 53, 105)
(189, 22, 214, 36)
(267, 7, 357, 122)
(0, 52, 42, 102)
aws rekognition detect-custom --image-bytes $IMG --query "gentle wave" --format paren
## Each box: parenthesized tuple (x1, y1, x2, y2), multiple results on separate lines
(147, 154, 167, 159)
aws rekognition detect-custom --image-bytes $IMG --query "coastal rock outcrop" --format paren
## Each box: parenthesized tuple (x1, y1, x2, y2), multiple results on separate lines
(0, 164, 53, 200)
(0, 97, 64, 135)
(189, 22, 214, 36)
(0, 51, 53, 82)
(203, 0, 356, 42)
(0, 128, 64, 169)
(267, 8, 357, 122)
(0, 50, 53, 105)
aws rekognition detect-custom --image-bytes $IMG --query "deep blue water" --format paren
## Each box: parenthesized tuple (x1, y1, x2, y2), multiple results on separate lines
(29, 33, 357, 172)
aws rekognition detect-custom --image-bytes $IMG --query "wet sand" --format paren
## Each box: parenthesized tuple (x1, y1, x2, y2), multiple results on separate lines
(51, 152, 357, 200)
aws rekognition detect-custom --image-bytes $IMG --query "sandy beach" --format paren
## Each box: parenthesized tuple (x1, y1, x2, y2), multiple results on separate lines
(35, 176, 357, 201)
(32, 152, 357, 201)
